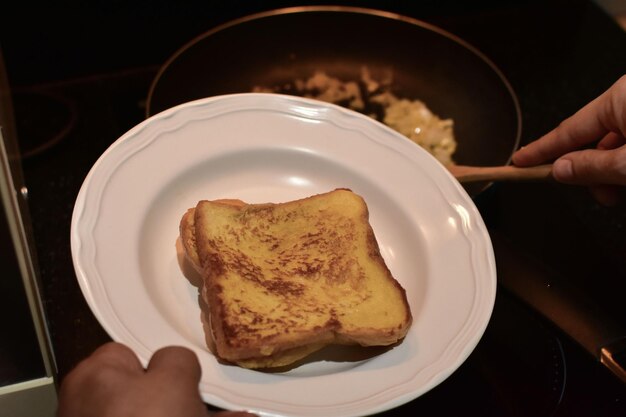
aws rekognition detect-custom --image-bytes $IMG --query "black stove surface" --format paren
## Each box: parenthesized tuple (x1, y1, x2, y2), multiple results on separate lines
(2, 0, 625, 415)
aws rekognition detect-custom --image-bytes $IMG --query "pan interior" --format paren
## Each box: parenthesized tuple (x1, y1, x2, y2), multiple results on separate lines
(148, 8, 521, 197)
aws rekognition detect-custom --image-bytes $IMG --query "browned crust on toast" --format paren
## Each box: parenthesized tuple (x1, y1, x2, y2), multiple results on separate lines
(179, 199, 246, 275)
(180, 189, 412, 368)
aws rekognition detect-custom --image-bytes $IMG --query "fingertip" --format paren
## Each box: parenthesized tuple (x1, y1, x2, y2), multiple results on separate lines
(511, 148, 524, 165)
(88, 342, 144, 371)
(59, 342, 143, 404)
(148, 345, 202, 380)
(511, 146, 537, 167)
(552, 158, 574, 182)
(152, 345, 199, 363)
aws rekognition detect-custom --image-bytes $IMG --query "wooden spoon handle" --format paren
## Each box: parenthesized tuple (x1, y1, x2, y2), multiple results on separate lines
(448, 164, 553, 183)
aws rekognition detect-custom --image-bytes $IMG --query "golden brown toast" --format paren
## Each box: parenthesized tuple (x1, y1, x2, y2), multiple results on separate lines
(179, 199, 247, 276)
(179, 189, 412, 368)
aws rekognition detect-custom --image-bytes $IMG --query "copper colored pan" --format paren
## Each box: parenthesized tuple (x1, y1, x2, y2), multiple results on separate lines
(147, 6, 522, 197)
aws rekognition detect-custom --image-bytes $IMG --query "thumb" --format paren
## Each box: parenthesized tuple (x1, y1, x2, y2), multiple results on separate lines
(552, 148, 626, 185)
(147, 346, 202, 388)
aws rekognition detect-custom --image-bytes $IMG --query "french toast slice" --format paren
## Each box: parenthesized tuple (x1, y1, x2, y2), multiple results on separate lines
(179, 199, 247, 276)
(180, 189, 412, 368)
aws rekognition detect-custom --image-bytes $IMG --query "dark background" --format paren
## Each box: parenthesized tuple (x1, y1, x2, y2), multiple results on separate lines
(1, 0, 613, 88)
(1, 0, 622, 142)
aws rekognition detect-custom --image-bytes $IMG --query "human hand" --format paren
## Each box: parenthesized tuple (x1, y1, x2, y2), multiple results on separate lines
(57, 342, 255, 417)
(512, 75, 626, 205)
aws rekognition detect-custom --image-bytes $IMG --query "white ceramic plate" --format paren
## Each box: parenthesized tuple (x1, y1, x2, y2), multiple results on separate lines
(71, 93, 496, 417)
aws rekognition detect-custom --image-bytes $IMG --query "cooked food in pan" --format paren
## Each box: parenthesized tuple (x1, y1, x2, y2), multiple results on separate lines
(253, 68, 457, 165)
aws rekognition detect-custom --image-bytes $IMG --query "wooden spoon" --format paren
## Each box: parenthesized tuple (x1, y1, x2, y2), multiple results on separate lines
(447, 164, 553, 184)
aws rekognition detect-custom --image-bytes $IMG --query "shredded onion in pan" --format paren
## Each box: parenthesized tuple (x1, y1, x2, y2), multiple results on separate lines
(253, 67, 457, 165)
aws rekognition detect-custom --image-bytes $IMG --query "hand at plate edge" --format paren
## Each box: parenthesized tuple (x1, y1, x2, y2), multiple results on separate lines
(56, 342, 258, 417)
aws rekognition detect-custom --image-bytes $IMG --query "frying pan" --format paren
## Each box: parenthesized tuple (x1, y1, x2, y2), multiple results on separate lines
(146, 6, 521, 197)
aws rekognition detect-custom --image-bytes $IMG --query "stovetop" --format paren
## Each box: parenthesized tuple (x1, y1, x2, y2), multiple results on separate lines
(2, 0, 625, 415)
